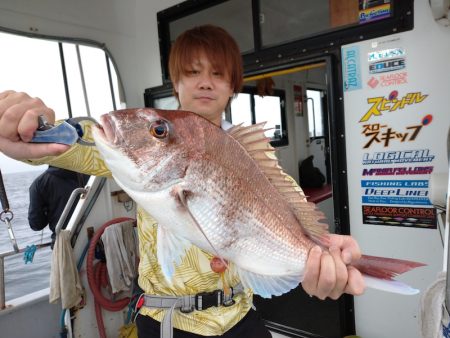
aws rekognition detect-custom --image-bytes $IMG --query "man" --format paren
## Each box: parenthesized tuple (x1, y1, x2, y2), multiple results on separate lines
(0, 25, 364, 338)
(28, 165, 89, 248)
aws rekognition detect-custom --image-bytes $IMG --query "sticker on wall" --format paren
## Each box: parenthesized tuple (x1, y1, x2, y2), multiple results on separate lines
(361, 179, 430, 206)
(362, 149, 435, 165)
(342, 45, 362, 92)
(362, 192, 430, 206)
(369, 58, 405, 74)
(362, 205, 436, 228)
(362, 179, 429, 188)
(360, 91, 428, 122)
(368, 48, 405, 62)
(371, 37, 401, 49)
(361, 118, 431, 149)
(293, 84, 303, 116)
(367, 72, 408, 89)
(359, 2, 391, 24)
(362, 166, 434, 176)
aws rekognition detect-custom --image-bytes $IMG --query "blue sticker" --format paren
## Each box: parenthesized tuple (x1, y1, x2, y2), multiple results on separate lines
(362, 149, 435, 165)
(342, 46, 362, 92)
(362, 196, 431, 205)
(361, 180, 429, 188)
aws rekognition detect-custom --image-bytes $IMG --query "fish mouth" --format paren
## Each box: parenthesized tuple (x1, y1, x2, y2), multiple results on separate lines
(93, 114, 117, 145)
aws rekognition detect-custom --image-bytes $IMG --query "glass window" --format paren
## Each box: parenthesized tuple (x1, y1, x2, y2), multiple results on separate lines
(260, 0, 329, 47)
(79, 45, 117, 120)
(230, 87, 287, 147)
(230, 93, 252, 126)
(63, 43, 88, 117)
(0, 32, 68, 118)
(260, 0, 368, 47)
(254, 95, 284, 141)
(306, 89, 324, 138)
(169, 0, 254, 54)
(153, 96, 179, 110)
(0, 30, 122, 301)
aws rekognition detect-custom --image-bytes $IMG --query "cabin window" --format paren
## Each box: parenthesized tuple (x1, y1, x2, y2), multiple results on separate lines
(0, 31, 122, 122)
(229, 87, 288, 147)
(306, 88, 325, 139)
(259, 0, 350, 48)
(157, 0, 411, 81)
(167, 0, 254, 54)
(0, 30, 123, 301)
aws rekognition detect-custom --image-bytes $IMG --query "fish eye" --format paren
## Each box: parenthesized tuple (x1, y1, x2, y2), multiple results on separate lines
(149, 120, 169, 139)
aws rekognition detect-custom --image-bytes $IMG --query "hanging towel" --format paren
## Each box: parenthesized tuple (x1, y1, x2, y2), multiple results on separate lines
(419, 271, 450, 338)
(49, 229, 83, 309)
(101, 220, 137, 293)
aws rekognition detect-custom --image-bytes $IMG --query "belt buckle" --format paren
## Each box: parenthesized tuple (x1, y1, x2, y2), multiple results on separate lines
(195, 289, 223, 311)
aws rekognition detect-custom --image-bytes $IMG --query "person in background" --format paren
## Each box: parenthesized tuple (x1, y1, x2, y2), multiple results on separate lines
(0, 25, 365, 338)
(28, 165, 89, 248)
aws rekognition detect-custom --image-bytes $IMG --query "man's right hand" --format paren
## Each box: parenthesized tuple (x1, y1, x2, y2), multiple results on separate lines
(0, 90, 70, 159)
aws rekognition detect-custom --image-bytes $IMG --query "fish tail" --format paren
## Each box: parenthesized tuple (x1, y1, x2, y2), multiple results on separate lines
(352, 255, 426, 295)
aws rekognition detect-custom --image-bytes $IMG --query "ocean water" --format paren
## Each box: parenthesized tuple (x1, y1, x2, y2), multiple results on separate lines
(0, 169, 53, 301)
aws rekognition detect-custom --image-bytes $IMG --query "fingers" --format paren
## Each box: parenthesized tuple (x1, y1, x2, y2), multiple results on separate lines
(327, 234, 362, 264)
(302, 242, 366, 300)
(0, 91, 55, 142)
(0, 136, 70, 160)
(0, 90, 63, 160)
(327, 246, 349, 300)
(345, 266, 365, 296)
(302, 245, 322, 297)
(315, 250, 335, 299)
(304, 247, 346, 300)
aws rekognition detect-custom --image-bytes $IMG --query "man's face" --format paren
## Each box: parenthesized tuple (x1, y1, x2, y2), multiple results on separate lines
(174, 53, 233, 126)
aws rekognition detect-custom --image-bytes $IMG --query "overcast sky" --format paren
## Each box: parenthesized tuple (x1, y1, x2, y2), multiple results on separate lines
(1, 154, 46, 174)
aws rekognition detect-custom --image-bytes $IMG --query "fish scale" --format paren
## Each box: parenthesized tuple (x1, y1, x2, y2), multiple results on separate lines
(187, 159, 309, 271)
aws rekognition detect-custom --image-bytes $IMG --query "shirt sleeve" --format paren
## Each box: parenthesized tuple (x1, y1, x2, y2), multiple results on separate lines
(23, 120, 112, 177)
(28, 178, 48, 231)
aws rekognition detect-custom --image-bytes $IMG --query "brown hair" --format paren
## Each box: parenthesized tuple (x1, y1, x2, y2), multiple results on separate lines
(168, 25, 243, 96)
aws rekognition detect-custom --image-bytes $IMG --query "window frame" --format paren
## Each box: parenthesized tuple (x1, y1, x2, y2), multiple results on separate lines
(230, 85, 288, 147)
(156, 0, 414, 82)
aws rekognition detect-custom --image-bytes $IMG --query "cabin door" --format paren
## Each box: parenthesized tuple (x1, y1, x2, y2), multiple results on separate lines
(240, 60, 351, 338)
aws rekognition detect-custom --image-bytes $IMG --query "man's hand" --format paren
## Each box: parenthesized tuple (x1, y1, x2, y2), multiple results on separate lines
(0, 90, 69, 159)
(302, 234, 366, 300)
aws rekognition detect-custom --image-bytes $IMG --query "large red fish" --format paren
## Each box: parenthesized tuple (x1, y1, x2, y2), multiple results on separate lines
(92, 108, 424, 298)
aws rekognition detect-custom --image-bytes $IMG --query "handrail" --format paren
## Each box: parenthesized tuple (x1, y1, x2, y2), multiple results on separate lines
(55, 187, 88, 235)
(0, 241, 52, 310)
(0, 177, 105, 311)
(0, 185, 88, 310)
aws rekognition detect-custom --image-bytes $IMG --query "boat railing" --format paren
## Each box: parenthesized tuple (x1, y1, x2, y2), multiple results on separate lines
(0, 186, 89, 310)
(0, 242, 52, 310)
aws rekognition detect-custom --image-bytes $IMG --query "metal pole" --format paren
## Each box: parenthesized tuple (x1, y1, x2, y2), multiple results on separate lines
(55, 187, 87, 235)
(0, 257, 4, 309)
(445, 127, 450, 313)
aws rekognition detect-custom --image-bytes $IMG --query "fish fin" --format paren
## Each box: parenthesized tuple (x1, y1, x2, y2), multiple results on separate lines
(363, 275, 420, 295)
(156, 225, 191, 281)
(237, 267, 300, 298)
(352, 255, 426, 295)
(227, 123, 329, 244)
(174, 187, 229, 269)
(353, 254, 426, 279)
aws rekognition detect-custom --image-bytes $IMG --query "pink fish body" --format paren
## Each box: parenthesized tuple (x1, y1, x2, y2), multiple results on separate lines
(93, 108, 424, 298)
